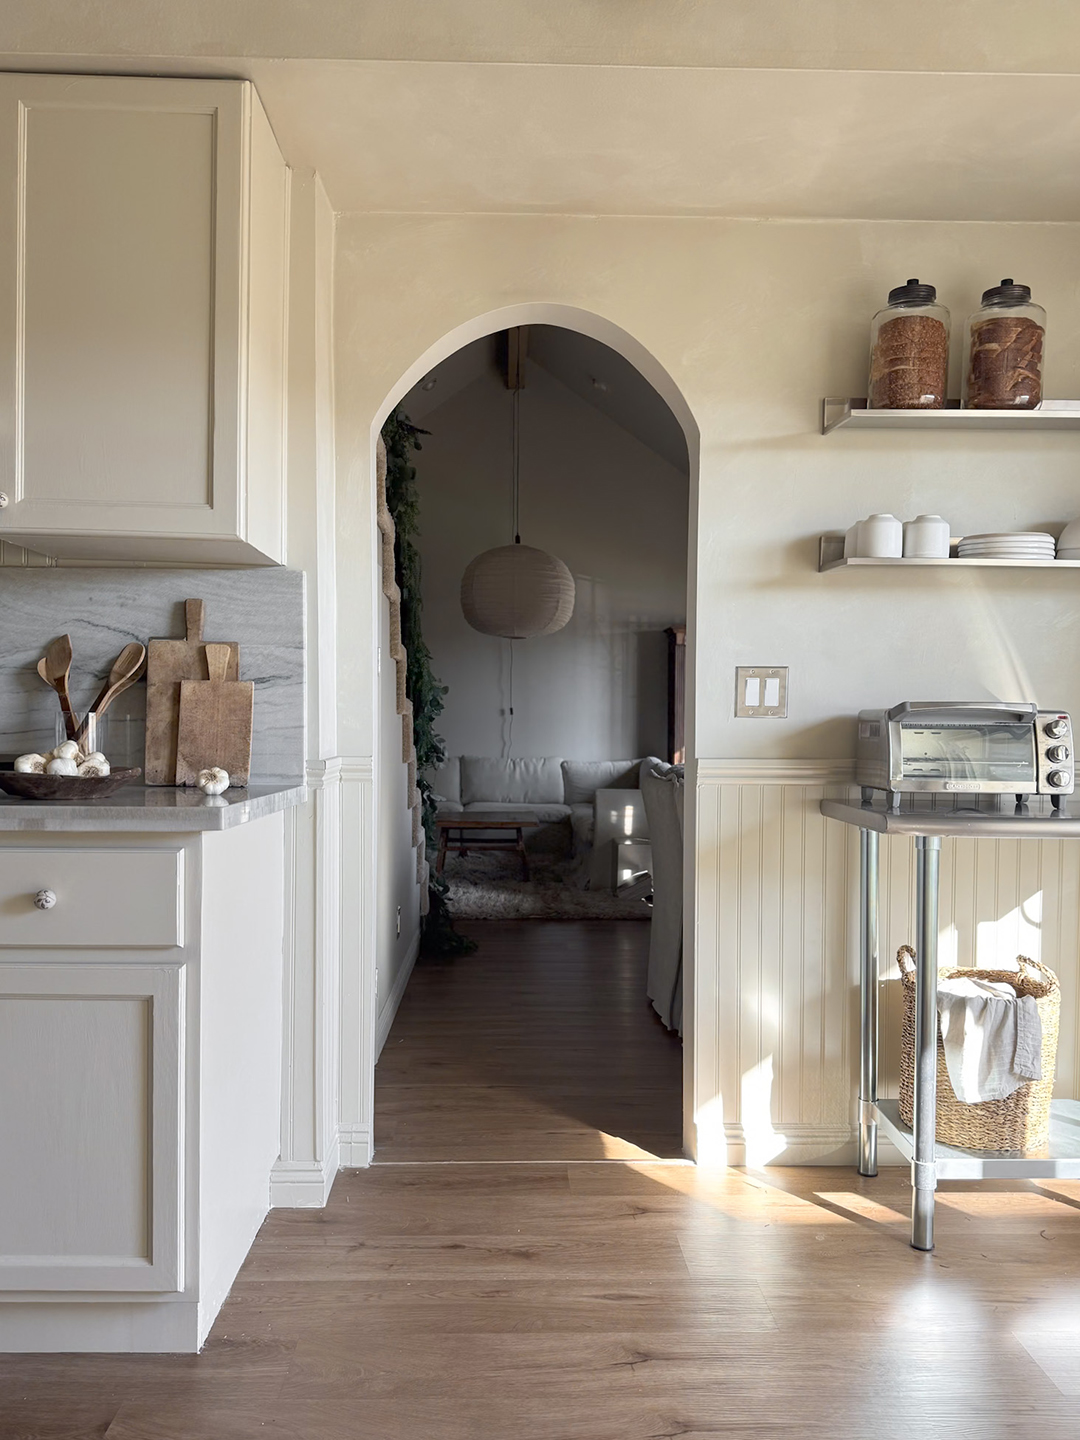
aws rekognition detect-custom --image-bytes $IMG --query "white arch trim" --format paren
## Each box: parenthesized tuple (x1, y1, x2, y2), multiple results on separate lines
(366, 300, 701, 1162)
(373, 302, 700, 465)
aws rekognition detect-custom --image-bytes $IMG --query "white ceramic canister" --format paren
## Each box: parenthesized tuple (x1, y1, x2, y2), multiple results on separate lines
(843, 523, 860, 558)
(857, 513, 903, 558)
(903, 514, 950, 559)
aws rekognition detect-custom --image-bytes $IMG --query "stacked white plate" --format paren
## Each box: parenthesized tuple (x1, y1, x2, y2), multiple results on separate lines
(958, 532, 1056, 560)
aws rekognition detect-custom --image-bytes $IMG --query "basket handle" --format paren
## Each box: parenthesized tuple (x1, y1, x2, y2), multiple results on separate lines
(896, 944, 917, 976)
(1015, 954, 1058, 994)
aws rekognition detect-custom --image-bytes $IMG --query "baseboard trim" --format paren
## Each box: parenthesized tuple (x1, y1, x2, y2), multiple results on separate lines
(376, 930, 420, 1060)
(699, 1122, 905, 1168)
(270, 1132, 340, 1208)
(696, 758, 856, 784)
(338, 1124, 373, 1168)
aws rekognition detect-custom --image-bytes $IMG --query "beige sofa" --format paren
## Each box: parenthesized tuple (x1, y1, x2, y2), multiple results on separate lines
(432, 755, 642, 855)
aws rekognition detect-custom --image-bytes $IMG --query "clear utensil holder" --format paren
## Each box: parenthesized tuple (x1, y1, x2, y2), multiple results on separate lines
(56, 712, 108, 760)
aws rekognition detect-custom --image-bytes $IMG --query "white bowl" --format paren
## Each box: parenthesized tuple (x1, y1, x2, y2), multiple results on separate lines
(1058, 518, 1080, 551)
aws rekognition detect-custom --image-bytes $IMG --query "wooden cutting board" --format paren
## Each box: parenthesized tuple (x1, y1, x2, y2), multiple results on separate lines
(175, 643, 253, 786)
(144, 600, 240, 785)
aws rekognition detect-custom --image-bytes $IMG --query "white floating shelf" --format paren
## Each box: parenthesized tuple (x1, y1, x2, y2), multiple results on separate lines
(823, 398, 1080, 435)
(819, 533, 1080, 572)
(875, 1098, 1080, 1180)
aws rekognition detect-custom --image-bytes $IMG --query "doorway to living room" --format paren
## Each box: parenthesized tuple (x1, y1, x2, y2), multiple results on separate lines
(370, 309, 696, 1163)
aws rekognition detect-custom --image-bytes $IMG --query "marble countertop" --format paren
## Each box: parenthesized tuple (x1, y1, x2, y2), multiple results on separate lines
(0, 781, 307, 831)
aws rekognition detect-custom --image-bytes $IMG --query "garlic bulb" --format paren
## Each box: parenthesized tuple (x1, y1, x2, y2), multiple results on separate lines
(14, 753, 46, 774)
(46, 756, 79, 776)
(52, 740, 80, 761)
(197, 767, 230, 795)
(77, 758, 111, 777)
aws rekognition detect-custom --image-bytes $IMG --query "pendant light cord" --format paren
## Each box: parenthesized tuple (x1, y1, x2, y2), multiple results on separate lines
(507, 639, 515, 757)
(512, 385, 521, 545)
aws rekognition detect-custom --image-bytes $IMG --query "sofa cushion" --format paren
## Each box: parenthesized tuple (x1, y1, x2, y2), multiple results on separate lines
(561, 759, 641, 805)
(430, 756, 461, 806)
(462, 802, 571, 823)
(460, 756, 564, 806)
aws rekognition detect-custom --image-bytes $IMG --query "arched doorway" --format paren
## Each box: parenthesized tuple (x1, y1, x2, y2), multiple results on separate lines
(365, 304, 700, 1159)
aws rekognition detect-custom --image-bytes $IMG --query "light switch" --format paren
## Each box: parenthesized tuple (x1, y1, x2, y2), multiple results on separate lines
(735, 666, 789, 718)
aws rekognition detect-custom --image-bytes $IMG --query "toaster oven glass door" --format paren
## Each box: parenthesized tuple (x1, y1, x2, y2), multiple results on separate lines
(899, 724, 1036, 784)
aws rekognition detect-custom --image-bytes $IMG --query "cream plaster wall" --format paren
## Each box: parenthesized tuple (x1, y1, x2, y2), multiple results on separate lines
(410, 359, 688, 763)
(335, 209, 1080, 1160)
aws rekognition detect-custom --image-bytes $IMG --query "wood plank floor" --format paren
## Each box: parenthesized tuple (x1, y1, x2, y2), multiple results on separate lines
(374, 920, 685, 1161)
(5, 923, 1080, 1436)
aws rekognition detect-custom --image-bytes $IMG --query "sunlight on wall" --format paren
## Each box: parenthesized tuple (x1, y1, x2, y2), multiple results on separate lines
(740, 1055, 787, 1168)
(975, 890, 1043, 968)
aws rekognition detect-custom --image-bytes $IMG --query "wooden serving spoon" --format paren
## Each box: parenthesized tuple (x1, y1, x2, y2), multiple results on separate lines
(75, 642, 146, 743)
(39, 634, 77, 741)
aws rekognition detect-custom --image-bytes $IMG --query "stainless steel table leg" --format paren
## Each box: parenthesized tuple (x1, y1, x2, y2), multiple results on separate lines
(858, 828, 879, 1177)
(912, 834, 941, 1251)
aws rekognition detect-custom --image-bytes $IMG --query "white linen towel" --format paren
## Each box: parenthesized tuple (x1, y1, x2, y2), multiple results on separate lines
(937, 976, 1042, 1104)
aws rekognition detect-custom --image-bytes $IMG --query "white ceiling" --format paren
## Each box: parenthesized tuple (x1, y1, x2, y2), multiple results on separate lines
(2, 52, 1080, 222)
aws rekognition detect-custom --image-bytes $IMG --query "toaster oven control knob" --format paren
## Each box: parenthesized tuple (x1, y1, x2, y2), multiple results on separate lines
(1047, 745, 1071, 763)
(1047, 769, 1070, 788)
(1045, 718, 1070, 739)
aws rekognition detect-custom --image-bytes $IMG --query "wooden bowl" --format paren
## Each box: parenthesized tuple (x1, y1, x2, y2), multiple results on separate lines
(0, 767, 142, 800)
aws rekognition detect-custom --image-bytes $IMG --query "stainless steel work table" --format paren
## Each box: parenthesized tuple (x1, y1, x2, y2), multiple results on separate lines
(820, 797, 1080, 1252)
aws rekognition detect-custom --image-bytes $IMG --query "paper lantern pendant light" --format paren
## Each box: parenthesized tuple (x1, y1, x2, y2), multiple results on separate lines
(461, 542, 575, 638)
(460, 330, 575, 639)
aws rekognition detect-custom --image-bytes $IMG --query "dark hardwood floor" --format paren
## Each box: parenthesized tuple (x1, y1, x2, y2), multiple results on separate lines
(6, 923, 1080, 1437)
(374, 920, 685, 1162)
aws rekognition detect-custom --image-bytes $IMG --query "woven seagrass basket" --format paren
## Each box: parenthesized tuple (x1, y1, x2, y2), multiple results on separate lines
(896, 944, 1060, 1152)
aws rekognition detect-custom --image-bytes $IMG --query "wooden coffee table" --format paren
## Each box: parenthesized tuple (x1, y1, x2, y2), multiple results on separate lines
(435, 813, 539, 881)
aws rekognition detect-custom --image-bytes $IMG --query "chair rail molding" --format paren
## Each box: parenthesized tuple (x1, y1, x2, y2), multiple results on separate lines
(696, 757, 856, 784)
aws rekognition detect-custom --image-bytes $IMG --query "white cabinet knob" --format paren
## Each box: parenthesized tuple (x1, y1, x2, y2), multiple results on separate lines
(34, 889, 56, 910)
(0, 491, 8, 509)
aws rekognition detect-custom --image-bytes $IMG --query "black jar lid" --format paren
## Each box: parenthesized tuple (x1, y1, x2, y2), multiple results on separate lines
(887, 278, 937, 305)
(980, 279, 1033, 306)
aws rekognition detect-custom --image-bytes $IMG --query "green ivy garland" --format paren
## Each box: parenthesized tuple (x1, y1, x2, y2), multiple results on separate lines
(381, 407, 476, 955)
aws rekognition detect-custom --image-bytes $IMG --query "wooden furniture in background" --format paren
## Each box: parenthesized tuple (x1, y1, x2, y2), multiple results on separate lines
(666, 624, 686, 764)
(435, 814, 538, 881)
(175, 643, 254, 787)
(144, 601, 239, 785)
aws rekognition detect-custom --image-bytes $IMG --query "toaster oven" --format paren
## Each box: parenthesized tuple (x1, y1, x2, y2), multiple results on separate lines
(856, 702, 1074, 809)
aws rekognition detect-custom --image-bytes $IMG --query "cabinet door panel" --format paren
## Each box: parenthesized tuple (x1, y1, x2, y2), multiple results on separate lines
(0, 76, 246, 552)
(22, 105, 214, 509)
(0, 964, 183, 1291)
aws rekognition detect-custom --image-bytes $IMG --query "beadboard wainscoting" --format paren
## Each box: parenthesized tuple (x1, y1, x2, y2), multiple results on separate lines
(694, 760, 1080, 1167)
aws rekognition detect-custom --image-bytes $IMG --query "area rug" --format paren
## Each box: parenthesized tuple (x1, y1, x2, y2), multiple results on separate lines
(442, 850, 651, 921)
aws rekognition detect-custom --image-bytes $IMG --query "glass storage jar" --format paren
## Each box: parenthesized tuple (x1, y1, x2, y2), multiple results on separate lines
(868, 279, 950, 409)
(963, 280, 1045, 410)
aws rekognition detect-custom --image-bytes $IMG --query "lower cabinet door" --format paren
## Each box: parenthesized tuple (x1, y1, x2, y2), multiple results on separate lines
(0, 963, 184, 1291)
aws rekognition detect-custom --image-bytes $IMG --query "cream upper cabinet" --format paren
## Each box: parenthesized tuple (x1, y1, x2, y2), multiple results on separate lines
(0, 75, 288, 565)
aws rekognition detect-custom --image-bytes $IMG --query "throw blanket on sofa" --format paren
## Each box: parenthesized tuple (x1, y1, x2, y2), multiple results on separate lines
(640, 757, 684, 1034)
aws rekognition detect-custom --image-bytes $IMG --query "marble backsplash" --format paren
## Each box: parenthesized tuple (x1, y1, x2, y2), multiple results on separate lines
(0, 568, 305, 779)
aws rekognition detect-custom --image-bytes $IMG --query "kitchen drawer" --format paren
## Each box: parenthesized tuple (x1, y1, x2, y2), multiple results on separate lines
(0, 849, 183, 948)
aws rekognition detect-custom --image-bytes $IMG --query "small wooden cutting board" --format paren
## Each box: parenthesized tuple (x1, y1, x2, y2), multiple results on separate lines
(144, 600, 239, 785)
(175, 643, 253, 787)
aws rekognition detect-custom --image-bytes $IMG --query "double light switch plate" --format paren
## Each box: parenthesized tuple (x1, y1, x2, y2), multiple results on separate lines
(735, 666, 788, 718)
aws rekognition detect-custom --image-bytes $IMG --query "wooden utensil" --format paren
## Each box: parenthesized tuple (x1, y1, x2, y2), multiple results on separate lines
(40, 635, 77, 741)
(144, 600, 239, 785)
(75, 643, 146, 745)
(174, 643, 253, 787)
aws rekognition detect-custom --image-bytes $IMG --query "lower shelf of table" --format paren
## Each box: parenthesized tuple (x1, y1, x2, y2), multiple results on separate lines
(874, 1098, 1080, 1178)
